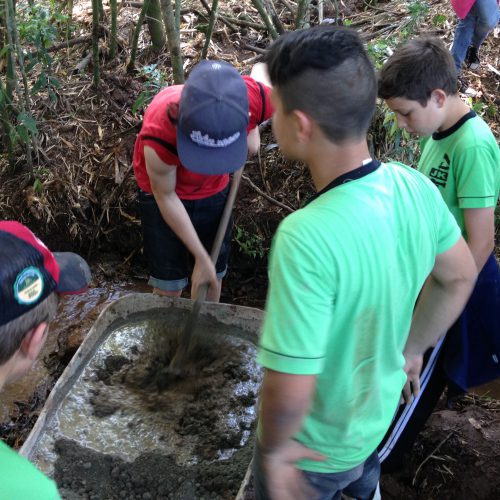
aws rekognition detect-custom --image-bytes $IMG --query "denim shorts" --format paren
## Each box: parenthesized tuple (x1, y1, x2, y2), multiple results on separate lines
(137, 186, 232, 292)
(253, 444, 380, 500)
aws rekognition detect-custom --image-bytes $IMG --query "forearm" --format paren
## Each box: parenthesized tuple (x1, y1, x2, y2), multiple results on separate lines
(464, 207, 495, 272)
(154, 191, 209, 262)
(258, 371, 315, 453)
(405, 273, 474, 355)
(467, 237, 493, 273)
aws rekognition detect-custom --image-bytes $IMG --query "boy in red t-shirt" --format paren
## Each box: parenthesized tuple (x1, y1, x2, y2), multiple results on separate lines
(133, 60, 273, 301)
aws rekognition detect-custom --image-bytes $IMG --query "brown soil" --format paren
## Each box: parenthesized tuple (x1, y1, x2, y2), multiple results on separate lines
(381, 399, 500, 500)
(55, 438, 252, 500)
(51, 315, 261, 499)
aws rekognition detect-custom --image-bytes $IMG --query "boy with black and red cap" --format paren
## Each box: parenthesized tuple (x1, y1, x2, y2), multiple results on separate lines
(0, 221, 91, 499)
(133, 60, 273, 301)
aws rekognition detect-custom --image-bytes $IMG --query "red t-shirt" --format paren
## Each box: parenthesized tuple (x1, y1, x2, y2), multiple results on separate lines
(133, 76, 273, 199)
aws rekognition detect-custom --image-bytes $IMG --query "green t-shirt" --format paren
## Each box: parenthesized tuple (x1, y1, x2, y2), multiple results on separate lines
(0, 441, 60, 499)
(258, 162, 461, 473)
(418, 112, 500, 236)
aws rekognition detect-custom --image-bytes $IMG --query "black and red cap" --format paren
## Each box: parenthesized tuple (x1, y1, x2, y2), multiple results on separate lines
(0, 221, 91, 327)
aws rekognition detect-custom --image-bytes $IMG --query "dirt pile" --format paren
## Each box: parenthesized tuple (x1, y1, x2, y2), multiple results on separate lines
(381, 399, 500, 500)
(46, 312, 262, 499)
(55, 438, 252, 500)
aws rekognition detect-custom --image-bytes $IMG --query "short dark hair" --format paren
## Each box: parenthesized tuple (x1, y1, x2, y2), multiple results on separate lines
(378, 37, 457, 106)
(0, 293, 58, 364)
(265, 26, 377, 143)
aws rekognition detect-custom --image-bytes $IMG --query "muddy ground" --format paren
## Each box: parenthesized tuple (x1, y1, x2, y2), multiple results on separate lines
(37, 311, 262, 500)
(1, 0, 499, 498)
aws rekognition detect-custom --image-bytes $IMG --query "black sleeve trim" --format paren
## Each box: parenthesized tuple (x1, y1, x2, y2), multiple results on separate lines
(256, 82, 266, 124)
(260, 346, 325, 360)
(142, 135, 178, 157)
(457, 195, 495, 199)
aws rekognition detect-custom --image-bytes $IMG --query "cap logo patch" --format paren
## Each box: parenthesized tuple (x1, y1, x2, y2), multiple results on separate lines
(211, 62, 222, 70)
(190, 130, 240, 148)
(14, 267, 44, 305)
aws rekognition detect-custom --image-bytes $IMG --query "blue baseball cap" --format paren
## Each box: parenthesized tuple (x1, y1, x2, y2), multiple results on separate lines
(177, 60, 249, 175)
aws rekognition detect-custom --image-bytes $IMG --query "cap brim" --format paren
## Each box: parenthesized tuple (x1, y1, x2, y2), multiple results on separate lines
(53, 252, 92, 294)
(176, 127, 248, 175)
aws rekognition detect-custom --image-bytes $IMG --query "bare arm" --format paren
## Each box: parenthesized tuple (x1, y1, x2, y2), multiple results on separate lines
(250, 62, 271, 87)
(403, 236, 477, 399)
(464, 207, 495, 273)
(257, 369, 324, 500)
(247, 127, 261, 155)
(259, 370, 316, 453)
(144, 146, 217, 294)
(247, 63, 272, 155)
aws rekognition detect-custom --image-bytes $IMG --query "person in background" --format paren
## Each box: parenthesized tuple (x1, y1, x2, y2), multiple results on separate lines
(253, 26, 477, 500)
(133, 60, 273, 302)
(378, 36, 500, 473)
(0, 221, 92, 499)
(450, 0, 499, 89)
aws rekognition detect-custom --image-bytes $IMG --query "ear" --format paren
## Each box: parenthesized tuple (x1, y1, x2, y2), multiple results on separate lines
(430, 89, 447, 108)
(19, 322, 48, 362)
(293, 110, 314, 143)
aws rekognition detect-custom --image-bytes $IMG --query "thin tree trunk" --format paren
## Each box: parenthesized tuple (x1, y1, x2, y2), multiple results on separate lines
(144, 0, 165, 53)
(127, 2, 147, 71)
(264, 0, 285, 35)
(6, 0, 33, 168)
(109, 0, 118, 57)
(201, 0, 219, 59)
(296, 0, 310, 29)
(91, 0, 100, 86)
(175, 0, 181, 33)
(97, 0, 105, 21)
(160, 0, 184, 84)
(0, 77, 15, 170)
(250, 0, 278, 39)
(4, 0, 17, 102)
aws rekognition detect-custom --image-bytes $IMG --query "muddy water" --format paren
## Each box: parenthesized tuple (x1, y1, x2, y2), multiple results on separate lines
(0, 281, 148, 425)
(29, 308, 261, 499)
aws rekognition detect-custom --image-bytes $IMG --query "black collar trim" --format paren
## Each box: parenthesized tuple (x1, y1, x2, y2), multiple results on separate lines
(306, 160, 381, 206)
(432, 110, 476, 140)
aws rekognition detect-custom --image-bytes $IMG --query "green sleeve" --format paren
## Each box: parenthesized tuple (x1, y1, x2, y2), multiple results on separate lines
(258, 226, 335, 375)
(454, 147, 499, 209)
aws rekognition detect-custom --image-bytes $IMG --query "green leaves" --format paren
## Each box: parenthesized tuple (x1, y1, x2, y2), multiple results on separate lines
(131, 64, 168, 114)
(16, 111, 38, 144)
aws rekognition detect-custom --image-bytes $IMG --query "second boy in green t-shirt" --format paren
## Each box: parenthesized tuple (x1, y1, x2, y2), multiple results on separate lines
(378, 36, 500, 472)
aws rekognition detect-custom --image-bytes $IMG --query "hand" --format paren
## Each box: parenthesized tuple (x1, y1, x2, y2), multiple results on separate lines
(402, 352, 424, 404)
(259, 439, 325, 500)
(191, 254, 218, 299)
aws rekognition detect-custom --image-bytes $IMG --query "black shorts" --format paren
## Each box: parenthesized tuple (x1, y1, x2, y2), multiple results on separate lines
(137, 186, 232, 292)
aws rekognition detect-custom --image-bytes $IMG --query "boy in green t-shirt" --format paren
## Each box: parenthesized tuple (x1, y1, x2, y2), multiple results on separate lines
(254, 27, 477, 500)
(0, 222, 91, 499)
(378, 37, 500, 472)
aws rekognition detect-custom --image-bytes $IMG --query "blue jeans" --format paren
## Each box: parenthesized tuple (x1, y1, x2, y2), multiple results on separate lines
(253, 447, 380, 500)
(451, 0, 500, 71)
(137, 186, 232, 292)
(303, 451, 380, 500)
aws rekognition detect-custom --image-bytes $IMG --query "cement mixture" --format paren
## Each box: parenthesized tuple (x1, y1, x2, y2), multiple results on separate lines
(31, 308, 262, 499)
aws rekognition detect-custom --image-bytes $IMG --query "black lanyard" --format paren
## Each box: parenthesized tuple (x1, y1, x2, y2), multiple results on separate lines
(305, 160, 381, 206)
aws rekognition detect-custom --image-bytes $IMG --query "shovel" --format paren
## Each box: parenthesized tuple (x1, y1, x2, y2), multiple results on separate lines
(169, 166, 244, 373)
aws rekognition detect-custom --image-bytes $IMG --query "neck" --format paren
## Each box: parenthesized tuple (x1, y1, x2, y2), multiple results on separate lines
(0, 369, 7, 391)
(306, 137, 372, 192)
(438, 95, 471, 132)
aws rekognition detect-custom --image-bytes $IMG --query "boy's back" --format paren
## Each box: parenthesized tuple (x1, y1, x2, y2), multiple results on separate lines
(260, 161, 460, 471)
